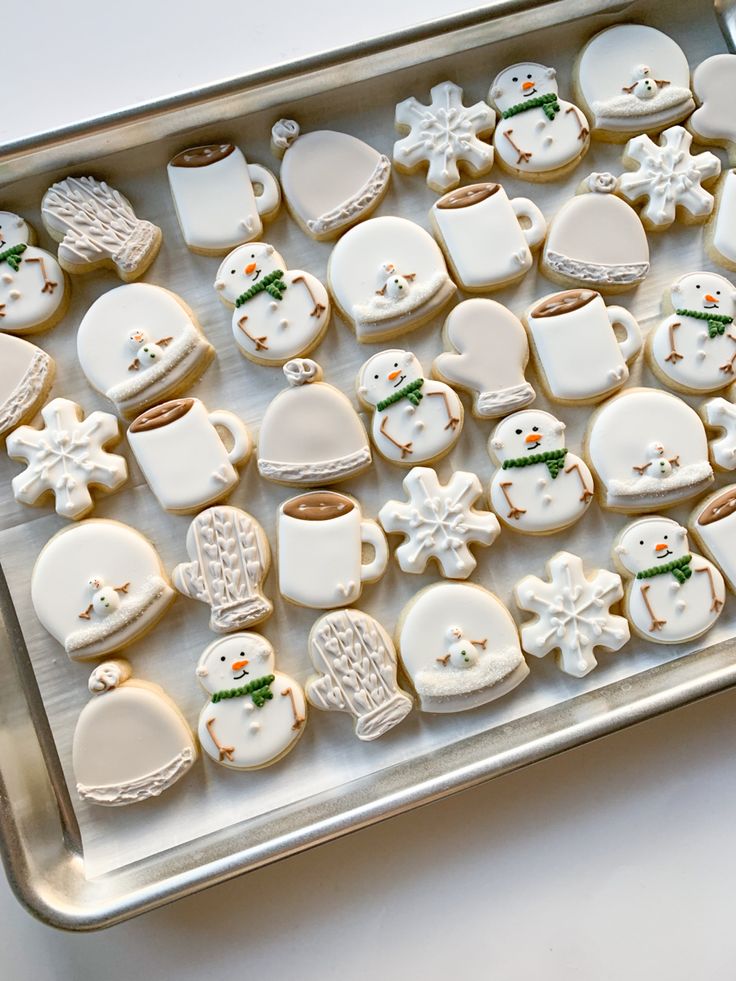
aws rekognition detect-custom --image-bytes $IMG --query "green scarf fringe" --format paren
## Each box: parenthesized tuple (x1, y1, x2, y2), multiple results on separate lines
(211, 674, 275, 707)
(502, 447, 567, 479)
(235, 270, 286, 307)
(377, 377, 424, 411)
(676, 308, 734, 338)
(501, 92, 560, 121)
(0, 242, 27, 271)
(636, 554, 692, 584)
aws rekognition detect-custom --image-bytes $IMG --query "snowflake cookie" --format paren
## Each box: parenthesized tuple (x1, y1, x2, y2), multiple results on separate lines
(6, 398, 128, 520)
(379, 467, 500, 579)
(515, 552, 629, 678)
(393, 81, 495, 193)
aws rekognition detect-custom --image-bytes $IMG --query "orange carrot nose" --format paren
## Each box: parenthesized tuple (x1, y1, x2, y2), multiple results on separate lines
(522, 80, 535, 90)
(388, 370, 401, 380)
(525, 433, 542, 443)
(244, 262, 257, 275)
(231, 659, 249, 670)
(705, 294, 718, 303)
(655, 543, 668, 553)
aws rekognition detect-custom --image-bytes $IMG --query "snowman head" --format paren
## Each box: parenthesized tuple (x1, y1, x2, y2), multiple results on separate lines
(489, 62, 558, 111)
(0, 211, 30, 249)
(213, 243, 286, 303)
(671, 272, 736, 318)
(445, 626, 479, 669)
(490, 409, 565, 462)
(196, 634, 275, 695)
(615, 516, 689, 575)
(89, 577, 123, 617)
(357, 349, 424, 406)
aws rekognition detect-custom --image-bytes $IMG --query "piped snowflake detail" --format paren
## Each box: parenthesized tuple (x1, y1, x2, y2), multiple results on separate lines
(514, 552, 629, 678)
(378, 467, 500, 578)
(6, 398, 128, 519)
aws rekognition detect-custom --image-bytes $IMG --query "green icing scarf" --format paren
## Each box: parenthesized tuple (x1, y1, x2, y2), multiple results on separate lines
(377, 377, 424, 412)
(636, 554, 692, 585)
(235, 270, 287, 307)
(0, 242, 26, 271)
(501, 92, 560, 121)
(676, 308, 734, 338)
(502, 447, 567, 479)
(211, 674, 275, 707)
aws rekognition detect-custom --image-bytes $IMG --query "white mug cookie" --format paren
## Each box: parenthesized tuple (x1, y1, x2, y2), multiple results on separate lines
(690, 485, 736, 594)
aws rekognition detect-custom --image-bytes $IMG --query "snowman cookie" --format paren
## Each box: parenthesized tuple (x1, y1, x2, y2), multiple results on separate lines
(0, 333, 54, 438)
(328, 216, 455, 343)
(73, 660, 196, 806)
(690, 485, 736, 594)
(708, 169, 736, 273)
(614, 516, 725, 644)
(488, 409, 594, 535)
(488, 62, 590, 181)
(397, 581, 529, 713)
(0, 210, 68, 334)
(689, 54, 736, 161)
(648, 272, 736, 394)
(196, 633, 306, 770)
(357, 349, 463, 466)
(214, 243, 330, 365)
(31, 519, 175, 661)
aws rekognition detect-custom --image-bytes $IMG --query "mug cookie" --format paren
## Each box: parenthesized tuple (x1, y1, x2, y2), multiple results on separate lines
(690, 485, 736, 593)
(702, 396, 736, 471)
(31, 518, 175, 661)
(515, 552, 629, 678)
(167, 143, 280, 255)
(196, 633, 306, 770)
(0, 333, 54, 438)
(708, 169, 736, 272)
(689, 54, 736, 162)
(214, 243, 330, 365)
(397, 581, 529, 714)
(306, 609, 413, 741)
(393, 81, 495, 193)
(0, 210, 68, 334)
(41, 176, 161, 281)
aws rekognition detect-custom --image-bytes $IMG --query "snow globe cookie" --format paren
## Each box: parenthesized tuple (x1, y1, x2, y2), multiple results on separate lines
(541, 172, 650, 292)
(488, 62, 589, 181)
(614, 516, 724, 644)
(31, 519, 175, 661)
(73, 660, 196, 806)
(272, 118, 390, 241)
(515, 552, 629, 677)
(690, 485, 736, 594)
(703, 396, 736, 471)
(196, 633, 306, 770)
(648, 271, 736, 394)
(430, 182, 546, 291)
(0, 210, 68, 334)
(77, 283, 214, 419)
(328, 215, 455, 343)
(213, 243, 330, 365)
(585, 388, 713, 513)
(167, 143, 280, 255)
(393, 81, 495, 193)
(41, 176, 161, 281)
(257, 358, 370, 485)
(306, 609, 413, 741)
(172, 505, 272, 632)
(397, 581, 529, 714)
(709, 169, 736, 272)
(488, 409, 594, 535)
(575, 24, 694, 141)
(0, 333, 54, 438)
(689, 54, 736, 161)
(524, 288, 641, 404)
(357, 349, 463, 466)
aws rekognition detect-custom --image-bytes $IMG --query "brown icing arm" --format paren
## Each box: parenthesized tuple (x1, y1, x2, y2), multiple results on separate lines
(696, 565, 724, 613)
(281, 687, 305, 730)
(206, 718, 235, 762)
(500, 480, 526, 520)
(380, 415, 413, 458)
(641, 584, 666, 632)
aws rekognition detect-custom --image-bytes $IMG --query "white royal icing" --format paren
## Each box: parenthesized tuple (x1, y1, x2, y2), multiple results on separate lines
(704, 397, 736, 471)
(690, 54, 736, 157)
(713, 169, 736, 269)
(0, 211, 31, 248)
(0, 335, 53, 437)
(691, 485, 736, 594)
(0, 217, 66, 334)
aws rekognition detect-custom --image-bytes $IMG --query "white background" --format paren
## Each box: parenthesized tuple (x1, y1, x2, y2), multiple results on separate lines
(3, 2, 736, 978)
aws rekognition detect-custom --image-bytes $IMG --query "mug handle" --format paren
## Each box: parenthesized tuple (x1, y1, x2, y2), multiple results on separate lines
(360, 520, 389, 583)
(208, 410, 253, 466)
(607, 306, 643, 363)
(248, 163, 281, 219)
(511, 197, 547, 250)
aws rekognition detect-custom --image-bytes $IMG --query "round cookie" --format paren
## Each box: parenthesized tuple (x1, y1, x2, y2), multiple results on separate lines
(0, 333, 54, 438)
(0, 210, 68, 334)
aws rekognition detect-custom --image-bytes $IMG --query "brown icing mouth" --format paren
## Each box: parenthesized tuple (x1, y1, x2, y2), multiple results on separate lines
(169, 144, 235, 168)
(435, 183, 499, 210)
(129, 398, 194, 432)
(697, 487, 736, 526)
(531, 289, 598, 318)
(282, 491, 354, 521)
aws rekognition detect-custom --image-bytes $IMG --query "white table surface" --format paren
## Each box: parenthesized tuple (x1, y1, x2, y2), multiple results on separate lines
(3, 2, 736, 977)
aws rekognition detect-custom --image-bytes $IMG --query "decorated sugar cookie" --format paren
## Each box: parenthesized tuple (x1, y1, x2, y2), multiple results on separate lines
(31, 519, 175, 661)
(585, 388, 713, 512)
(515, 552, 629, 678)
(703, 397, 736, 471)
(41, 176, 161, 280)
(618, 127, 721, 231)
(357, 349, 463, 466)
(257, 359, 371, 485)
(0, 334, 54, 437)
(524, 288, 642, 404)
(214, 243, 330, 365)
(128, 398, 252, 514)
(306, 609, 413, 741)
(433, 298, 535, 419)
(393, 81, 495, 193)
(0, 211, 32, 248)
(648, 272, 736, 394)
(172, 506, 272, 632)
(488, 409, 594, 535)
(488, 62, 589, 180)
(690, 485, 736, 594)
(277, 491, 387, 609)
(576, 24, 694, 140)
(379, 467, 500, 579)
(397, 581, 529, 713)
(167, 143, 280, 255)
(430, 182, 546, 291)
(328, 215, 455, 343)
(196, 633, 306, 770)
(6, 398, 128, 520)
(709, 169, 736, 272)
(541, 172, 650, 291)
(689, 54, 736, 161)
(614, 516, 724, 644)
(0, 211, 68, 334)
(272, 118, 390, 240)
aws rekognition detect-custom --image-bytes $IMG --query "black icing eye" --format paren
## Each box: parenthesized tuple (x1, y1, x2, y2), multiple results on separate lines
(220, 655, 226, 662)
(515, 428, 522, 435)
(640, 540, 644, 546)
(664, 535, 668, 540)
(532, 426, 539, 432)
(374, 374, 379, 379)
(231, 269, 236, 274)
(717, 290, 722, 295)
(394, 363, 399, 367)
(512, 76, 518, 82)
(527, 73, 532, 78)
(696, 284, 701, 290)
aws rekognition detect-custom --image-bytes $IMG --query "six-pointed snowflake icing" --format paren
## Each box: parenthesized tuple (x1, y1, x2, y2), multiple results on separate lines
(393, 81, 495, 192)
(378, 467, 500, 578)
(6, 398, 128, 519)
(618, 126, 721, 228)
(514, 552, 629, 678)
